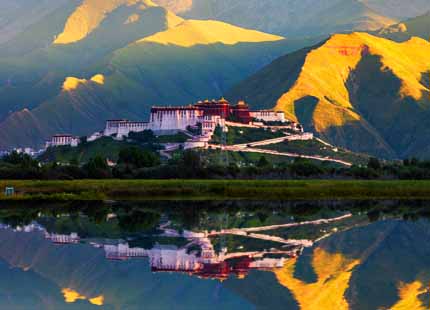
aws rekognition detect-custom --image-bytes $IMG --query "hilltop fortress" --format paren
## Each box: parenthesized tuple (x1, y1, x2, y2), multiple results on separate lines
(102, 98, 286, 138)
(47, 98, 297, 149)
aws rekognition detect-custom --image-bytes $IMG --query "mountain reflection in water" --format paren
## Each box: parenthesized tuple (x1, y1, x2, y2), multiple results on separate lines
(1, 200, 430, 309)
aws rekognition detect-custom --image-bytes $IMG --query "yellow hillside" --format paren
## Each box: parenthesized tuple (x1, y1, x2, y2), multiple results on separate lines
(274, 248, 360, 310)
(62, 288, 104, 306)
(389, 281, 427, 310)
(54, 0, 163, 44)
(138, 19, 284, 47)
(275, 32, 430, 131)
(62, 74, 105, 91)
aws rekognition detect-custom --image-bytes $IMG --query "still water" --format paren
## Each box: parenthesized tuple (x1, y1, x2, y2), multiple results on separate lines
(1, 200, 430, 310)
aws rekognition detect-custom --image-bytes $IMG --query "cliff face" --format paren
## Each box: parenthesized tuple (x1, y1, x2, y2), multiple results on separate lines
(227, 33, 430, 158)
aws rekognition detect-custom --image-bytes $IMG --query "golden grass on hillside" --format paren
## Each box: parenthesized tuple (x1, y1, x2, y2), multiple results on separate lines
(138, 19, 284, 47)
(62, 288, 104, 306)
(274, 247, 360, 310)
(276, 32, 430, 129)
(62, 74, 104, 91)
(390, 281, 427, 310)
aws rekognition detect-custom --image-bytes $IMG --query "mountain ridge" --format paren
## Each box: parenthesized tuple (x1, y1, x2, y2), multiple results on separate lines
(154, 0, 397, 37)
(227, 32, 430, 158)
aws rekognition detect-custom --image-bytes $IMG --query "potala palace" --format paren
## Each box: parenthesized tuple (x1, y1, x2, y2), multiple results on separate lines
(46, 98, 309, 150)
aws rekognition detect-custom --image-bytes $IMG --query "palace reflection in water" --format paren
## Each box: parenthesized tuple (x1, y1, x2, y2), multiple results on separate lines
(1, 200, 430, 309)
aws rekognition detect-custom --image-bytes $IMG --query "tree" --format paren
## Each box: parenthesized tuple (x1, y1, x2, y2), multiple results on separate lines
(257, 156, 270, 168)
(83, 156, 110, 178)
(367, 157, 381, 170)
(118, 147, 160, 168)
(181, 150, 202, 170)
(129, 130, 157, 144)
(290, 158, 324, 177)
(80, 136, 88, 145)
(2, 151, 39, 169)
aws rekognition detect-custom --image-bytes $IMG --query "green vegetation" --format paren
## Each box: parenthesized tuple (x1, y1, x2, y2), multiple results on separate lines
(40, 133, 187, 164)
(40, 137, 145, 163)
(129, 130, 189, 144)
(211, 126, 284, 145)
(7, 146, 430, 182)
(118, 147, 160, 168)
(202, 149, 292, 166)
(2, 180, 430, 201)
(260, 139, 370, 165)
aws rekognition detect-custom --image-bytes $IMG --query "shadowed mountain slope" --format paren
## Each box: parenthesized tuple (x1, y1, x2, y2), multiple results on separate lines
(0, 0, 71, 45)
(361, 0, 430, 19)
(376, 12, 430, 42)
(152, 0, 396, 37)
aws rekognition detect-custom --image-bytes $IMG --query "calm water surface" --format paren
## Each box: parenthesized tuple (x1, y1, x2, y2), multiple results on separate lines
(1, 200, 430, 309)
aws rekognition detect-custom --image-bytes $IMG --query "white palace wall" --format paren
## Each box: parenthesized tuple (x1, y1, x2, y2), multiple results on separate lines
(150, 109, 203, 131)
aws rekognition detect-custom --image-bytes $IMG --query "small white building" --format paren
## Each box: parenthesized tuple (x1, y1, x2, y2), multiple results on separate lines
(201, 115, 223, 137)
(250, 110, 285, 123)
(46, 134, 80, 148)
(45, 232, 80, 244)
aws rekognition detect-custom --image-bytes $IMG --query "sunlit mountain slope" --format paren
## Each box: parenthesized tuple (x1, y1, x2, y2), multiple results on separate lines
(137, 19, 283, 47)
(389, 281, 427, 310)
(227, 33, 430, 158)
(274, 248, 360, 310)
(53, 0, 178, 44)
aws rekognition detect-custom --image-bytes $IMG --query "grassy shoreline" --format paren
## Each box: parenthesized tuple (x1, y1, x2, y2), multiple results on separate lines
(1, 180, 430, 201)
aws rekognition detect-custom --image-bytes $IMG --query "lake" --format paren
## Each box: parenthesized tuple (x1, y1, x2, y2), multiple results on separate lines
(0, 200, 429, 309)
